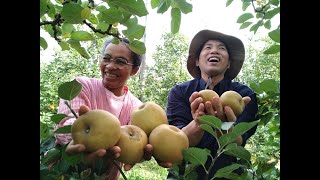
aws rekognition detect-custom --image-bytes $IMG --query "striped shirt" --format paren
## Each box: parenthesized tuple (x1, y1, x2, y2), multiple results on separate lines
(55, 76, 142, 180)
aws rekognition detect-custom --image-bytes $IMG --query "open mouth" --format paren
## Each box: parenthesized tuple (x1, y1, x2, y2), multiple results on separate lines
(208, 57, 220, 62)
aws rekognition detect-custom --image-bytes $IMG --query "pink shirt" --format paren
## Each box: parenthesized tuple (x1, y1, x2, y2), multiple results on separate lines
(55, 76, 142, 180)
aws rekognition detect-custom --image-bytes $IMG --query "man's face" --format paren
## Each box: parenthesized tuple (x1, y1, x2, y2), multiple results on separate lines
(196, 39, 230, 78)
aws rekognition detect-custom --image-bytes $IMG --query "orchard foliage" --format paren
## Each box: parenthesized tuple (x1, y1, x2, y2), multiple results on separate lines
(40, 0, 280, 60)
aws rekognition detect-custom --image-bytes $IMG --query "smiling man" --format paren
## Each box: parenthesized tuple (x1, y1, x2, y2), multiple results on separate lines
(165, 29, 259, 179)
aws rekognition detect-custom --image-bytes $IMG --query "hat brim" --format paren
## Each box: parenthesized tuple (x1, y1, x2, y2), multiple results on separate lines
(187, 30, 245, 80)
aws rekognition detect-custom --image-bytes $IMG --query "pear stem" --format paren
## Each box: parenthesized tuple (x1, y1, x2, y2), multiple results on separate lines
(112, 160, 127, 180)
(64, 100, 78, 118)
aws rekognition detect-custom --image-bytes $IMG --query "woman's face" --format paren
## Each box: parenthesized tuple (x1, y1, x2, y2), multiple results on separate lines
(197, 39, 230, 79)
(99, 42, 139, 96)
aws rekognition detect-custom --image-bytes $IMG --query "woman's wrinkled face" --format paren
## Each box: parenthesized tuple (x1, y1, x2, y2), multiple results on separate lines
(99, 42, 138, 95)
(197, 39, 230, 78)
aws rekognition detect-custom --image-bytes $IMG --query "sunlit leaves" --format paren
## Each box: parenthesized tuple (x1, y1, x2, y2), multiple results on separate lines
(265, 7, 280, 19)
(171, 8, 181, 34)
(40, 0, 47, 17)
(109, 0, 148, 17)
(214, 164, 244, 179)
(264, 45, 280, 54)
(122, 17, 145, 39)
(40, 37, 48, 50)
(151, 0, 161, 9)
(58, 41, 70, 51)
(97, 7, 124, 24)
(268, 29, 280, 43)
(54, 125, 72, 134)
(157, 0, 170, 14)
(175, 0, 192, 14)
(236, 13, 254, 23)
(226, 0, 233, 7)
(61, 2, 84, 24)
(127, 40, 146, 55)
(51, 114, 68, 124)
(58, 78, 82, 100)
(240, 22, 252, 29)
(224, 143, 251, 162)
(71, 31, 94, 41)
(81, 7, 91, 20)
(249, 20, 263, 34)
(67, 39, 91, 59)
(183, 147, 210, 166)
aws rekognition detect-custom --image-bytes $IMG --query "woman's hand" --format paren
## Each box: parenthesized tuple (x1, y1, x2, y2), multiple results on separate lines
(65, 140, 121, 166)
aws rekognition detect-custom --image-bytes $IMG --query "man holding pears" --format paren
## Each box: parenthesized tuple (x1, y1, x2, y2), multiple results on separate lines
(166, 29, 259, 179)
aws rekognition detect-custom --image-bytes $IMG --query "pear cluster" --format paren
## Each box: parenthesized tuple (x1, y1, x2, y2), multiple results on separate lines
(198, 90, 245, 116)
(70, 102, 190, 166)
(131, 102, 189, 164)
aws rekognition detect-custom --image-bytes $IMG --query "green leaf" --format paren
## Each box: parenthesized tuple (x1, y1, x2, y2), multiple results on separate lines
(182, 147, 210, 165)
(219, 121, 259, 147)
(61, 2, 84, 24)
(270, 0, 280, 6)
(109, 0, 148, 17)
(242, 2, 251, 11)
(157, 0, 170, 14)
(95, 22, 109, 38)
(71, 31, 94, 41)
(226, 0, 233, 7)
(264, 20, 271, 29)
(175, 0, 192, 14)
(256, 160, 278, 176)
(263, 45, 280, 54)
(259, 79, 279, 93)
(239, 22, 252, 29)
(58, 41, 70, 51)
(40, 37, 48, 50)
(151, 0, 161, 9)
(268, 29, 280, 43)
(40, 0, 47, 17)
(224, 143, 251, 162)
(185, 164, 199, 178)
(51, 114, 68, 124)
(42, 148, 61, 165)
(62, 23, 75, 35)
(256, 12, 263, 18)
(232, 121, 259, 137)
(249, 20, 263, 34)
(97, 7, 124, 24)
(265, 7, 280, 19)
(123, 25, 145, 39)
(122, 17, 145, 39)
(54, 125, 72, 134)
(88, 13, 98, 24)
(127, 40, 146, 55)
(214, 164, 243, 178)
(47, 2, 56, 19)
(199, 124, 217, 138)
(67, 39, 91, 59)
(171, 8, 181, 34)
(81, 7, 91, 20)
(197, 115, 222, 130)
(236, 13, 254, 23)
(58, 79, 82, 100)
(40, 136, 56, 154)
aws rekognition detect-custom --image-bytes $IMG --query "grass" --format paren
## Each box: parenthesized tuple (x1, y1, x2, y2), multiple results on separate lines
(119, 157, 168, 180)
